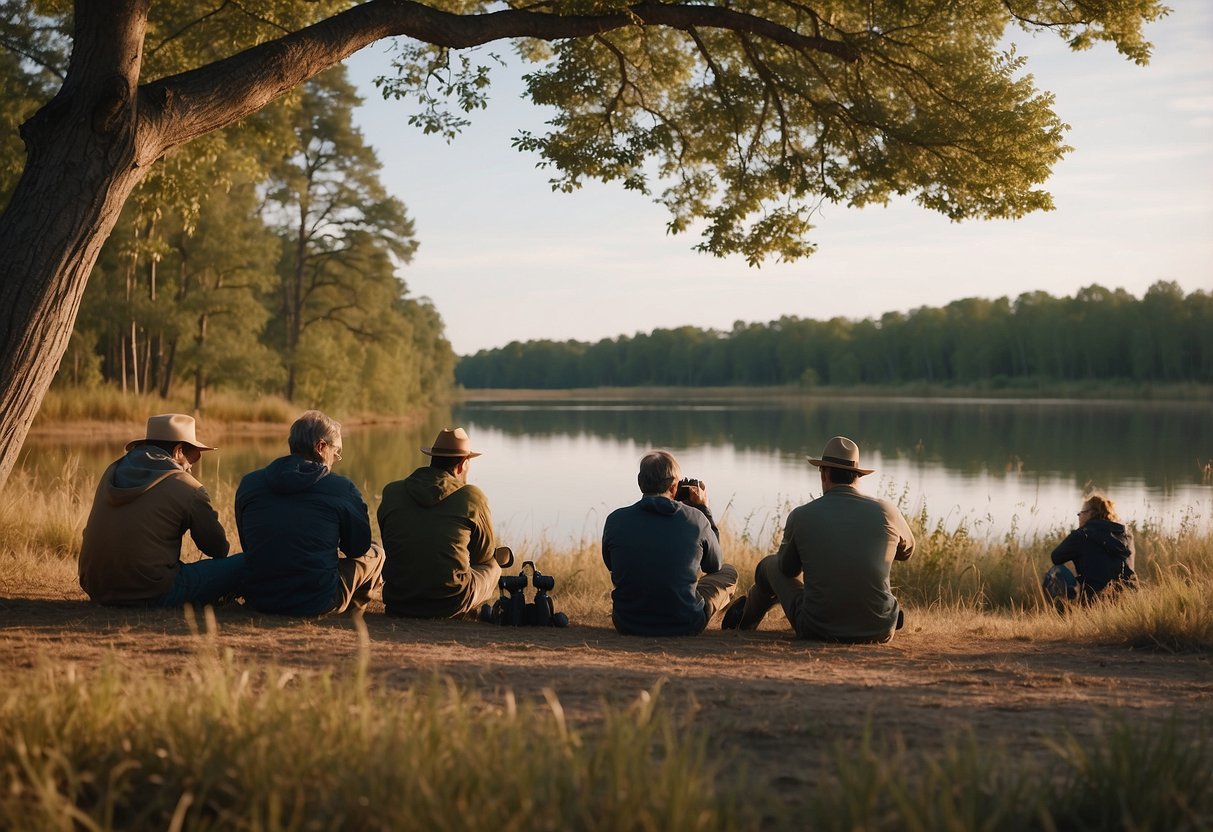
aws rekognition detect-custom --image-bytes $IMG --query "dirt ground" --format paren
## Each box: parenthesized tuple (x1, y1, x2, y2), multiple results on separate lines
(2, 592, 1209, 814)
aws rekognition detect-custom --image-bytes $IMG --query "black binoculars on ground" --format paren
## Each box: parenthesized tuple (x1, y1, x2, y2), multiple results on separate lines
(479, 560, 570, 627)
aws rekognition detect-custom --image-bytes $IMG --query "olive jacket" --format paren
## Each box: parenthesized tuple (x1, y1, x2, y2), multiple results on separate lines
(378, 466, 497, 618)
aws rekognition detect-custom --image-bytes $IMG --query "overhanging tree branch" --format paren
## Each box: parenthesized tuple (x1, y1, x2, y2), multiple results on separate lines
(140, 0, 860, 156)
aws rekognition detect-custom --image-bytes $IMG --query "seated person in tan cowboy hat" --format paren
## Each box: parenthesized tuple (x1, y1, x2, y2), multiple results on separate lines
(602, 451, 738, 636)
(377, 427, 513, 618)
(79, 414, 244, 606)
(236, 410, 383, 617)
(722, 436, 915, 643)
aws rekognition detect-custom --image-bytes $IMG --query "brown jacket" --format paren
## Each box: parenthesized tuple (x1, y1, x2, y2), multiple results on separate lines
(78, 447, 230, 604)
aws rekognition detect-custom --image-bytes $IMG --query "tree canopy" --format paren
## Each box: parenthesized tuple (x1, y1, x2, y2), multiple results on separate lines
(0, 0, 1169, 486)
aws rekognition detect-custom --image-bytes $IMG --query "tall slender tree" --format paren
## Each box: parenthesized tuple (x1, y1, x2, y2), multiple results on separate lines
(264, 65, 418, 401)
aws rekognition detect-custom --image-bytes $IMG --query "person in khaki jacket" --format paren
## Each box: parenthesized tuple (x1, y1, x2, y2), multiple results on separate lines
(722, 436, 914, 643)
(79, 414, 245, 606)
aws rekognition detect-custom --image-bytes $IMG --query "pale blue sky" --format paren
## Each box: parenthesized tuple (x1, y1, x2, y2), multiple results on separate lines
(345, 5, 1213, 357)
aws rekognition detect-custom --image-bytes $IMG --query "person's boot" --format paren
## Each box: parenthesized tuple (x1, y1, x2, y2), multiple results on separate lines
(721, 596, 747, 630)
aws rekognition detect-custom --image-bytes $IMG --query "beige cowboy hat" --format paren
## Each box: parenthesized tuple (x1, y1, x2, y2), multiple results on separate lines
(421, 427, 482, 458)
(126, 413, 216, 452)
(807, 435, 874, 476)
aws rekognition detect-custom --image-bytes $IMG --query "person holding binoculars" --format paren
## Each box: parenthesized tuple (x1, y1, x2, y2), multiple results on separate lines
(601, 450, 738, 636)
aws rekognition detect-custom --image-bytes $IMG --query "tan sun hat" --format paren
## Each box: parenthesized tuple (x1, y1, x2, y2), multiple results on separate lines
(807, 435, 874, 476)
(421, 427, 482, 458)
(126, 413, 215, 452)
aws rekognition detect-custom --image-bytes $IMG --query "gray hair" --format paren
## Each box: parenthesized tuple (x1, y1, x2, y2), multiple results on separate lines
(288, 410, 341, 456)
(638, 450, 681, 495)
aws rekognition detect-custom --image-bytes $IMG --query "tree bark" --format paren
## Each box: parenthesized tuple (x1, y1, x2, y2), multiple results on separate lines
(0, 1, 151, 483)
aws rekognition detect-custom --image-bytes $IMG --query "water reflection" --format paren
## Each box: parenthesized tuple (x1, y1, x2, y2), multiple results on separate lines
(16, 397, 1212, 548)
(456, 398, 1213, 490)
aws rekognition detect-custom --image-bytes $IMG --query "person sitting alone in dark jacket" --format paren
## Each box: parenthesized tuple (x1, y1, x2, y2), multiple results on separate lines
(1043, 492, 1136, 610)
(236, 410, 383, 617)
(602, 450, 738, 636)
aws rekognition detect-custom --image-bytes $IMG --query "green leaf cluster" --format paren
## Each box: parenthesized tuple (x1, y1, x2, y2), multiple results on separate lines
(55, 64, 454, 414)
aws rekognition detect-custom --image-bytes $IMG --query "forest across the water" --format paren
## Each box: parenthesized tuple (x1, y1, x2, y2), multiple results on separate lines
(457, 282, 1212, 391)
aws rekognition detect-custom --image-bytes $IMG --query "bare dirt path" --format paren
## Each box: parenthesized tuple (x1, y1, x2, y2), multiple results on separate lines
(2, 595, 1209, 811)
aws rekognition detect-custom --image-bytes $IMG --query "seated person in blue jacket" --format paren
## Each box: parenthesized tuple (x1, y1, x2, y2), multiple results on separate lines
(1043, 492, 1136, 609)
(236, 410, 383, 616)
(602, 450, 738, 636)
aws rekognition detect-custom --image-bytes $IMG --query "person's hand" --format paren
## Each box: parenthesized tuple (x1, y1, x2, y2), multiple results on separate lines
(682, 480, 707, 507)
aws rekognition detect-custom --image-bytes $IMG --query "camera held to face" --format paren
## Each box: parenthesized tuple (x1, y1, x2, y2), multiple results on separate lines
(479, 560, 570, 627)
(675, 477, 703, 502)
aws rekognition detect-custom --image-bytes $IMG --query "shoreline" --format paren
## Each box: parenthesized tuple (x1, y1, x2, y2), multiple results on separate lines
(26, 411, 432, 441)
(455, 383, 1213, 404)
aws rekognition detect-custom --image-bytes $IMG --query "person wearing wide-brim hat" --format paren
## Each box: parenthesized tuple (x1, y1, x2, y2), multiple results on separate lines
(377, 427, 515, 619)
(721, 435, 915, 643)
(79, 414, 246, 607)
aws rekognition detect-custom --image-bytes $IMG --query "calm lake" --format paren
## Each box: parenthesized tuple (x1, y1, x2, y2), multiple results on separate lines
(21, 396, 1213, 550)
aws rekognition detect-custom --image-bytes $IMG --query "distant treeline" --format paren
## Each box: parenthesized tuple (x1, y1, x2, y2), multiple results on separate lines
(457, 282, 1212, 389)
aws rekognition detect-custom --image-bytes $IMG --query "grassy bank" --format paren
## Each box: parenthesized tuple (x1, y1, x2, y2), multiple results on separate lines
(3, 471, 1212, 830)
(456, 381, 1213, 403)
(1, 615, 747, 831)
(30, 388, 444, 434)
(3, 466, 1211, 650)
(1, 624, 1208, 831)
(32, 389, 299, 429)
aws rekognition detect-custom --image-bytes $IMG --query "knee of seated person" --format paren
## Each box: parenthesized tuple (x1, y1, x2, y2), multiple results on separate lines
(754, 554, 778, 582)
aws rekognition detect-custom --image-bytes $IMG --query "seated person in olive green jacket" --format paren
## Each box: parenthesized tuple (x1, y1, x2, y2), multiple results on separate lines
(79, 414, 244, 606)
(377, 427, 513, 618)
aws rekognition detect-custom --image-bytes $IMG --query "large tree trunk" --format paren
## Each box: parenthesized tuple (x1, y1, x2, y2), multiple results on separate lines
(0, 1, 151, 486)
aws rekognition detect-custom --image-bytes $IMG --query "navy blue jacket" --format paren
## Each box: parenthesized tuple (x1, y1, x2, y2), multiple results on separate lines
(236, 455, 373, 616)
(602, 495, 723, 636)
(1051, 518, 1136, 598)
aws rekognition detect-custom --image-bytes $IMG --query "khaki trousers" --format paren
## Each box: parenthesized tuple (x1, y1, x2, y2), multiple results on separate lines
(332, 543, 386, 614)
(697, 563, 740, 625)
(456, 559, 504, 616)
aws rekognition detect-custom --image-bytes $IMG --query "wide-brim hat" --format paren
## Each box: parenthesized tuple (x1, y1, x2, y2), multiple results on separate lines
(126, 413, 215, 452)
(807, 435, 873, 476)
(421, 427, 482, 458)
